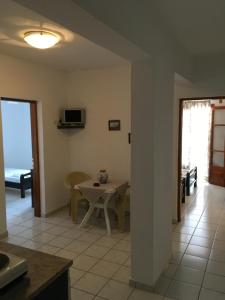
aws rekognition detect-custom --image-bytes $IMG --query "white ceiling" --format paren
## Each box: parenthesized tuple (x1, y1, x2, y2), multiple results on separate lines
(74, 0, 225, 56)
(0, 0, 128, 71)
(153, 0, 225, 55)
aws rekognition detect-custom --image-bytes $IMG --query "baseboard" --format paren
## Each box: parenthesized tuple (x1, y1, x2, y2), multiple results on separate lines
(43, 204, 69, 218)
(0, 231, 8, 240)
(129, 279, 154, 292)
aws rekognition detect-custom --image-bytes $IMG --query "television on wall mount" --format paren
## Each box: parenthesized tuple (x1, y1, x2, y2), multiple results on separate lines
(58, 108, 86, 129)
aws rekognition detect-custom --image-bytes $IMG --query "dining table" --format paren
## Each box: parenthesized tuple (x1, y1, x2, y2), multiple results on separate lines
(75, 179, 128, 235)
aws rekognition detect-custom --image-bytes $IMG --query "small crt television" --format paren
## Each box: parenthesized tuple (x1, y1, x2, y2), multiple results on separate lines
(62, 108, 85, 124)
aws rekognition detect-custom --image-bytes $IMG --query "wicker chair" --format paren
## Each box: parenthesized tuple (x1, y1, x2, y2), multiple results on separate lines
(65, 171, 91, 223)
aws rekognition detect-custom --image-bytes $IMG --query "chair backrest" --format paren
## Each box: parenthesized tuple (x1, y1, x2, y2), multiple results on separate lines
(65, 172, 91, 189)
(116, 182, 129, 201)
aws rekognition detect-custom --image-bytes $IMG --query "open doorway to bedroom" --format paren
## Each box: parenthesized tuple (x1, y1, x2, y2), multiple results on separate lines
(177, 97, 225, 221)
(0, 98, 41, 223)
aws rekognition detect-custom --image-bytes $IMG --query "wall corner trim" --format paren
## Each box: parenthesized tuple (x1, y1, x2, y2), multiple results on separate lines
(0, 231, 8, 240)
(129, 279, 154, 292)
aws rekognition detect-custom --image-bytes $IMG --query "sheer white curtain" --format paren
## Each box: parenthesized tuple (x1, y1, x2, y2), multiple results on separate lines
(182, 100, 212, 180)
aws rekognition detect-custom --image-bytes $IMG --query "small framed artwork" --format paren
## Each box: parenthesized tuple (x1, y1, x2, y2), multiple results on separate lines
(108, 120, 121, 131)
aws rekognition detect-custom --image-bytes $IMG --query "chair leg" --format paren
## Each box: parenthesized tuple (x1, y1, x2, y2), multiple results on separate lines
(104, 202, 111, 235)
(95, 208, 101, 218)
(71, 199, 79, 223)
(68, 199, 71, 216)
(117, 207, 125, 232)
(80, 203, 95, 228)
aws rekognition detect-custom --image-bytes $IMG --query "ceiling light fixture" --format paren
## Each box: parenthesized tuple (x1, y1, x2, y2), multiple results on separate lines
(24, 31, 59, 49)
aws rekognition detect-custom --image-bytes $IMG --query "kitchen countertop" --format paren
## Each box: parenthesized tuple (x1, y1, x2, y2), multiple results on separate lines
(0, 241, 72, 299)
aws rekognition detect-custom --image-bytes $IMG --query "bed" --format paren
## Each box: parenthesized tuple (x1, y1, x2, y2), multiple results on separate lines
(4, 168, 33, 198)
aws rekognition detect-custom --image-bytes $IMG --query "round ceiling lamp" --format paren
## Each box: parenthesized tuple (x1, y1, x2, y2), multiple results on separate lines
(24, 31, 60, 49)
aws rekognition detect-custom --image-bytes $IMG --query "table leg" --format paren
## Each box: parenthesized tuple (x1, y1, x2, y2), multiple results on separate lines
(104, 200, 111, 235)
(79, 203, 95, 228)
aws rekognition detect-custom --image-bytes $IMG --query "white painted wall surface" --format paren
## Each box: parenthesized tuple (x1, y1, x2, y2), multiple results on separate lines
(0, 53, 69, 234)
(1, 101, 32, 170)
(67, 65, 131, 181)
(131, 58, 173, 286)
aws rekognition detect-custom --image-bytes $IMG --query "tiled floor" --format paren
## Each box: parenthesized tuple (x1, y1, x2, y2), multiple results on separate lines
(2, 182, 225, 299)
(167, 182, 225, 300)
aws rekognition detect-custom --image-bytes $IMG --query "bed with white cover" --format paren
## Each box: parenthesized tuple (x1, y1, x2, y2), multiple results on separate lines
(4, 168, 33, 198)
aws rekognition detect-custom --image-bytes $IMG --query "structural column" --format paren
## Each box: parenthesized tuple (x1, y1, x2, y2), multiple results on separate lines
(130, 58, 174, 288)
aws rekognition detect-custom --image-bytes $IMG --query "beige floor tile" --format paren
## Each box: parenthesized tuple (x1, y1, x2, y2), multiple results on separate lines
(70, 268, 85, 285)
(103, 249, 129, 264)
(186, 244, 211, 259)
(207, 260, 225, 277)
(56, 249, 78, 260)
(17, 228, 42, 239)
(6, 236, 28, 246)
(38, 244, 60, 255)
(154, 276, 172, 295)
(90, 260, 120, 278)
(175, 226, 195, 235)
(203, 273, 225, 293)
(124, 257, 131, 267)
(85, 245, 110, 258)
(110, 231, 127, 240)
(181, 254, 207, 271)
(163, 264, 177, 278)
(129, 289, 163, 300)
(166, 280, 200, 300)
(32, 232, 56, 243)
(213, 240, 225, 251)
(172, 242, 188, 254)
(32, 222, 54, 231)
(73, 255, 99, 271)
(199, 288, 225, 300)
(170, 252, 183, 264)
(8, 225, 27, 235)
(63, 228, 84, 239)
(46, 226, 68, 235)
(193, 228, 215, 239)
(71, 288, 94, 300)
(172, 233, 192, 243)
(23, 240, 42, 250)
(65, 240, 90, 254)
(74, 273, 107, 295)
(96, 236, 119, 248)
(113, 240, 130, 252)
(78, 232, 102, 244)
(210, 248, 225, 263)
(174, 266, 204, 286)
(98, 280, 133, 300)
(190, 236, 213, 248)
(48, 236, 73, 248)
(112, 266, 130, 283)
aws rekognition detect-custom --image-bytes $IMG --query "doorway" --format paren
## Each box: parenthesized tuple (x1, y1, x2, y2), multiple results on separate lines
(0, 97, 41, 219)
(177, 97, 225, 221)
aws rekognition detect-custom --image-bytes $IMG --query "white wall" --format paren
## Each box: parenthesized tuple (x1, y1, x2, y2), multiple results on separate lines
(0, 53, 69, 235)
(1, 101, 32, 170)
(67, 65, 131, 181)
(131, 58, 174, 287)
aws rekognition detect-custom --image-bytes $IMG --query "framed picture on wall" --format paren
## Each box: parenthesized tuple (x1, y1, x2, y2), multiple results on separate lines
(108, 120, 121, 131)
